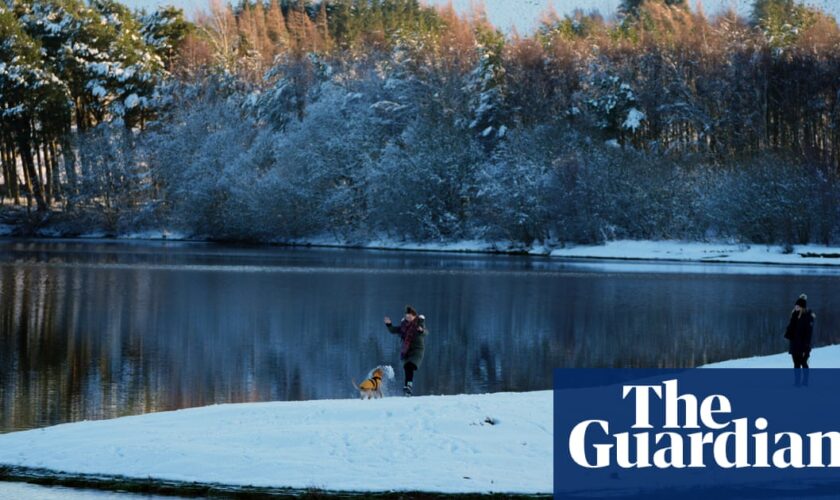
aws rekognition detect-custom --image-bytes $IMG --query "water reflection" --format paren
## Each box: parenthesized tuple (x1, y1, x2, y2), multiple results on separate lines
(1, 239, 839, 433)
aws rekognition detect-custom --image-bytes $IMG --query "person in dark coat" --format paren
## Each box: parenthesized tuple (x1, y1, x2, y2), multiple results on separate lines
(785, 293, 815, 385)
(384, 305, 427, 396)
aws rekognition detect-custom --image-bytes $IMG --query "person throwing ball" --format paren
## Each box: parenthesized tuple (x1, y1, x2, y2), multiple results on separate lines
(385, 305, 427, 396)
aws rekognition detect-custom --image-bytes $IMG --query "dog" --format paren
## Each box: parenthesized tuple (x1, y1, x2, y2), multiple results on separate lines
(352, 365, 394, 400)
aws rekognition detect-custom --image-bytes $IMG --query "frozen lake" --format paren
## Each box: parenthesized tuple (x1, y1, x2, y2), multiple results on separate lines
(1, 239, 839, 434)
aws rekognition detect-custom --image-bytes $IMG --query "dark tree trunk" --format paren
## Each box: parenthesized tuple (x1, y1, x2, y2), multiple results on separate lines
(48, 142, 61, 202)
(14, 121, 48, 211)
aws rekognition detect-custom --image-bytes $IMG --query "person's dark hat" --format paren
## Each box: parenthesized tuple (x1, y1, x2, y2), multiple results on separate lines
(405, 305, 417, 316)
(795, 293, 807, 308)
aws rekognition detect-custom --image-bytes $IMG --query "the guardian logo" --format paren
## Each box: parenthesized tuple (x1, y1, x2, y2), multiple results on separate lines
(568, 378, 840, 470)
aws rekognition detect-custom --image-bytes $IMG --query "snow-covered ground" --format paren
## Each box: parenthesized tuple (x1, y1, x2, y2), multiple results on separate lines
(703, 344, 840, 368)
(0, 391, 552, 495)
(549, 240, 840, 266)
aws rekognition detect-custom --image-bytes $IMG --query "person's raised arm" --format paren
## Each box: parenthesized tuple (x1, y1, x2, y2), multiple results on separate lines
(384, 316, 401, 334)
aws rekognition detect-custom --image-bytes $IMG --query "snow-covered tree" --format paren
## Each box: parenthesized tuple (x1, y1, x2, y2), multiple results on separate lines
(73, 121, 152, 231)
(140, 5, 191, 71)
(254, 52, 330, 131)
(582, 61, 644, 146)
(266, 81, 385, 240)
(16, 0, 163, 130)
(465, 26, 507, 150)
(143, 78, 261, 238)
(751, 0, 818, 48)
(371, 113, 484, 241)
(0, 5, 69, 210)
(474, 128, 555, 244)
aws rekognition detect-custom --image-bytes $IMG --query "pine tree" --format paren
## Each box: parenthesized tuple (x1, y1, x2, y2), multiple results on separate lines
(17, 0, 163, 130)
(465, 26, 507, 150)
(141, 5, 192, 71)
(751, 0, 817, 47)
(0, 7, 67, 210)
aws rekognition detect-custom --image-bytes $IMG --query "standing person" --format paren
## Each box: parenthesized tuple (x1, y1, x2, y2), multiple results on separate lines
(384, 305, 427, 396)
(785, 293, 815, 386)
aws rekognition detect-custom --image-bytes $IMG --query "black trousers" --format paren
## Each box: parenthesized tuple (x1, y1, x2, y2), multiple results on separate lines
(792, 352, 810, 386)
(404, 361, 417, 384)
(792, 352, 810, 369)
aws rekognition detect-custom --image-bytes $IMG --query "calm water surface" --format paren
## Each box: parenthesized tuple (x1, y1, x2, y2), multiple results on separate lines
(1, 239, 839, 433)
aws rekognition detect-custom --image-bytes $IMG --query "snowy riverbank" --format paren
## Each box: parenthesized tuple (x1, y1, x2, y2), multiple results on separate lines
(548, 240, 840, 266)
(0, 391, 552, 495)
(7, 231, 840, 267)
(703, 344, 840, 368)
(242, 238, 840, 267)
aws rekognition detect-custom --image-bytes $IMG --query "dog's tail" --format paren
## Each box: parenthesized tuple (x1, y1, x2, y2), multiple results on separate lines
(351, 378, 360, 390)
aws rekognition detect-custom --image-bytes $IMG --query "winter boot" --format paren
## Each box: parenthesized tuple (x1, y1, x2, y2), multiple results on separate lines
(403, 381, 413, 397)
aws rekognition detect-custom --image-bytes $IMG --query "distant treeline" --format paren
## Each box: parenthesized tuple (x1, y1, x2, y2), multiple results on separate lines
(1, 0, 839, 245)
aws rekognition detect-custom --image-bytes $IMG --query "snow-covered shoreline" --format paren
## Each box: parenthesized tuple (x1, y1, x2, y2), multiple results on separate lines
(702, 344, 840, 368)
(548, 240, 840, 266)
(0, 391, 552, 495)
(7, 233, 840, 267)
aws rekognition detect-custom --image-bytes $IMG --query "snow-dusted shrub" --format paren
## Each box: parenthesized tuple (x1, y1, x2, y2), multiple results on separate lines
(145, 84, 261, 239)
(264, 82, 389, 241)
(473, 126, 558, 244)
(370, 117, 484, 242)
(73, 122, 152, 234)
(704, 156, 833, 245)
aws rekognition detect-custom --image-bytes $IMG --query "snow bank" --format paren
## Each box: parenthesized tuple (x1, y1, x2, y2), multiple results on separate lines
(0, 391, 552, 494)
(281, 238, 840, 267)
(551, 240, 840, 266)
(10, 231, 840, 268)
(119, 229, 187, 240)
(323, 237, 498, 254)
(268, 238, 840, 266)
(703, 344, 840, 368)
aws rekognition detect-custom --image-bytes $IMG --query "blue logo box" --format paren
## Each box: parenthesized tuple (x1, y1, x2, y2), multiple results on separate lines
(554, 369, 840, 499)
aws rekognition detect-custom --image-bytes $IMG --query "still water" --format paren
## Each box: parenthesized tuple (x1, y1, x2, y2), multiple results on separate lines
(1, 239, 839, 434)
